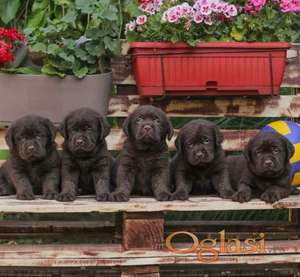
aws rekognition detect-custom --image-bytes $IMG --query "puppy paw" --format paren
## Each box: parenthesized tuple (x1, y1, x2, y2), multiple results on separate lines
(171, 190, 189, 201)
(219, 188, 234, 199)
(16, 191, 35, 200)
(155, 191, 171, 201)
(96, 192, 109, 201)
(232, 188, 251, 203)
(42, 192, 58, 200)
(260, 190, 283, 204)
(57, 192, 76, 202)
(109, 192, 129, 202)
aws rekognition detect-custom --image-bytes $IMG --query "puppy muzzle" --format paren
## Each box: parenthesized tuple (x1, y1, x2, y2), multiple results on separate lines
(71, 136, 95, 152)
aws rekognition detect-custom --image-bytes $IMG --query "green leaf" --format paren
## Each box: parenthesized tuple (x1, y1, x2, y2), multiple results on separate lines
(58, 52, 75, 63)
(41, 64, 65, 77)
(31, 43, 47, 53)
(32, 0, 48, 11)
(73, 66, 88, 78)
(75, 0, 94, 13)
(47, 44, 60, 55)
(0, 0, 21, 24)
(230, 26, 244, 41)
(85, 42, 104, 57)
(2, 67, 41, 74)
(74, 48, 88, 61)
(26, 9, 46, 28)
(63, 9, 77, 23)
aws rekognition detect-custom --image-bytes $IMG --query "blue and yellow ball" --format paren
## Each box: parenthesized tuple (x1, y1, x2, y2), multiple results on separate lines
(261, 121, 300, 186)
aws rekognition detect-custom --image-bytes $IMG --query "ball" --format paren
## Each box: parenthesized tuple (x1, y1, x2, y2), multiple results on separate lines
(261, 120, 300, 186)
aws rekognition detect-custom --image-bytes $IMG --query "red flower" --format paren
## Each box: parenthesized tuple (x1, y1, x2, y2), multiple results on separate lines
(0, 28, 25, 64)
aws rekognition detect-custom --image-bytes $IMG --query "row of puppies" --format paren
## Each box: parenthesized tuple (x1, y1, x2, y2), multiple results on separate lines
(0, 105, 298, 203)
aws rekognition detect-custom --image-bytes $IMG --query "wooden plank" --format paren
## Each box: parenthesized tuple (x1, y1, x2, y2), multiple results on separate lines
(0, 194, 299, 213)
(108, 95, 300, 118)
(0, 128, 258, 152)
(121, 266, 160, 277)
(123, 212, 164, 250)
(0, 220, 297, 241)
(0, 240, 299, 267)
(282, 44, 300, 88)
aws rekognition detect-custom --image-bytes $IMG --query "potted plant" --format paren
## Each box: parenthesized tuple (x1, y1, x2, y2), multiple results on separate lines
(124, 0, 300, 97)
(0, 0, 121, 122)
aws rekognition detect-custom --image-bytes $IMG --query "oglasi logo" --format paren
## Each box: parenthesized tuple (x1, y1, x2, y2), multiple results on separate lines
(165, 230, 265, 263)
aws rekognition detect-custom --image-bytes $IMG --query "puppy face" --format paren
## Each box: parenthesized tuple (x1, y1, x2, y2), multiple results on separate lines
(61, 108, 110, 157)
(123, 105, 173, 146)
(175, 120, 223, 166)
(6, 115, 56, 162)
(244, 132, 294, 177)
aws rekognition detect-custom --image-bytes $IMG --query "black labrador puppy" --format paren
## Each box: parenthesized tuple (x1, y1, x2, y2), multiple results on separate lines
(171, 119, 233, 200)
(57, 108, 113, 202)
(0, 115, 60, 200)
(110, 105, 174, 201)
(228, 132, 299, 203)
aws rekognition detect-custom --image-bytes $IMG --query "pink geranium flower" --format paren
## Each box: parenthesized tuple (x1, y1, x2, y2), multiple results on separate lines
(136, 15, 148, 25)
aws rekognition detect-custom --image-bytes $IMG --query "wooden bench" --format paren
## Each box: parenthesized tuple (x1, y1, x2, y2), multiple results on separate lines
(0, 44, 299, 277)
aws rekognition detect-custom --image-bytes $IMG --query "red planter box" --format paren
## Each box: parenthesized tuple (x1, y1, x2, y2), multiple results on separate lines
(130, 42, 291, 97)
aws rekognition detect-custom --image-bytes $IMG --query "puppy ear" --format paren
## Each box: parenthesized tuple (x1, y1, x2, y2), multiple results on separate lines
(281, 136, 295, 161)
(43, 118, 56, 144)
(122, 115, 131, 137)
(175, 131, 183, 153)
(98, 116, 111, 140)
(166, 117, 174, 141)
(243, 138, 253, 162)
(5, 126, 14, 150)
(214, 125, 224, 147)
(60, 116, 68, 138)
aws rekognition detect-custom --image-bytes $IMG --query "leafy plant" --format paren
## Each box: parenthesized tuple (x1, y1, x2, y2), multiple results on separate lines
(22, 0, 122, 78)
(125, 0, 300, 44)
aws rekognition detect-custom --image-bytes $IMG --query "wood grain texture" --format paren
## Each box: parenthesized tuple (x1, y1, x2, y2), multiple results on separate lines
(0, 240, 299, 267)
(121, 266, 160, 277)
(123, 212, 164, 250)
(108, 95, 300, 118)
(0, 194, 299, 213)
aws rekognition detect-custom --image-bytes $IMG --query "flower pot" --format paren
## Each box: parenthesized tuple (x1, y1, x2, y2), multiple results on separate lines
(130, 42, 291, 97)
(0, 72, 112, 123)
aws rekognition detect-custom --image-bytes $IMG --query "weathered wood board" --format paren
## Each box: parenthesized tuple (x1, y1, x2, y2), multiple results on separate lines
(0, 240, 299, 267)
(0, 194, 299, 213)
(108, 95, 300, 118)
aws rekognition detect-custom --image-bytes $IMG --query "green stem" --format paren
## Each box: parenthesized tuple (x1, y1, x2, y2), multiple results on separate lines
(118, 0, 123, 40)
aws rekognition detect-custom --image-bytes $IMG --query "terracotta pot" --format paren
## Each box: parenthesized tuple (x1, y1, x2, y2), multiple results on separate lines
(130, 42, 291, 97)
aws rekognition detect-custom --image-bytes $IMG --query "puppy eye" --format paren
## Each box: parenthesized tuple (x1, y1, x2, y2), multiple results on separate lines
(272, 147, 280, 154)
(187, 143, 194, 148)
(202, 137, 209, 144)
(85, 125, 92, 130)
(154, 118, 160, 124)
(36, 136, 41, 140)
(136, 117, 143, 123)
(255, 150, 262, 155)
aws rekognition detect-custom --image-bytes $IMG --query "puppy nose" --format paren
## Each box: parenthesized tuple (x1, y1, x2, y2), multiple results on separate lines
(196, 151, 204, 158)
(143, 125, 152, 132)
(264, 160, 274, 167)
(75, 139, 84, 145)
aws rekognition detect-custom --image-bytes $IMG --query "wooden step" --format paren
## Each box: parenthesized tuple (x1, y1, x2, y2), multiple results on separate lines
(0, 195, 299, 213)
(0, 240, 299, 267)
